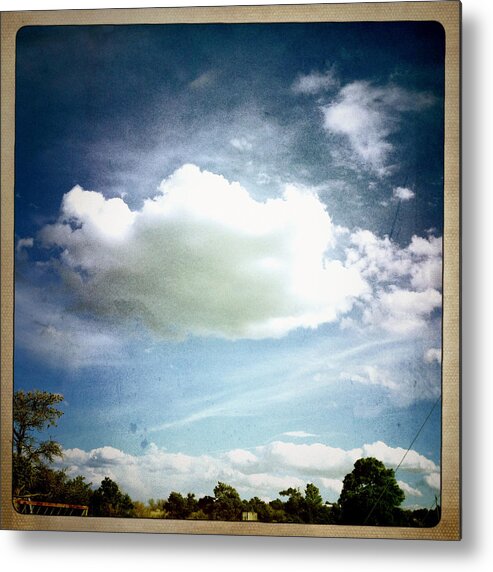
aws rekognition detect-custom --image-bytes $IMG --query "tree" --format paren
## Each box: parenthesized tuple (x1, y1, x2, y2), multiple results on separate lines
(278, 483, 327, 523)
(197, 494, 215, 518)
(90, 477, 134, 517)
(243, 496, 272, 522)
(212, 482, 243, 521)
(165, 491, 198, 519)
(13, 390, 64, 496)
(279, 487, 305, 523)
(304, 483, 324, 523)
(337, 457, 405, 526)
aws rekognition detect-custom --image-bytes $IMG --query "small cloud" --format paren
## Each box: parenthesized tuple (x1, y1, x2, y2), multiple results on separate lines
(393, 186, 415, 201)
(282, 431, 318, 438)
(292, 69, 338, 95)
(424, 348, 441, 364)
(16, 237, 34, 253)
(189, 71, 215, 90)
(230, 137, 253, 152)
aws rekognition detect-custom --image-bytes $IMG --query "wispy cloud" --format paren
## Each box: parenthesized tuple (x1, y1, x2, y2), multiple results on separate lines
(230, 137, 253, 151)
(321, 81, 434, 175)
(281, 431, 318, 438)
(189, 70, 216, 90)
(292, 69, 338, 95)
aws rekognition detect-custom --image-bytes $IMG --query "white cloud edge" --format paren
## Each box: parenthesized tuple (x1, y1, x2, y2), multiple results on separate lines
(59, 439, 439, 503)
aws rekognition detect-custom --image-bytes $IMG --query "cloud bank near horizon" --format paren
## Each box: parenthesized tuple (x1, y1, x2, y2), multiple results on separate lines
(60, 438, 439, 504)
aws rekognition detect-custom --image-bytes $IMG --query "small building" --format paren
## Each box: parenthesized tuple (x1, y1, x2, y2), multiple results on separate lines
(242, 511, 258, 521)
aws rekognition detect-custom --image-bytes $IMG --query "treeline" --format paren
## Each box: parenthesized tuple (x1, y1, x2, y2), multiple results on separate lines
(13, 390, 440, 527)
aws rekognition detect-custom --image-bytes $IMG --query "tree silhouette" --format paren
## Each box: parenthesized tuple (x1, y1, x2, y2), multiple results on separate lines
(338, 457, 405, 526)
(13, 390, 64, 497)
(91, 477, 134, 517)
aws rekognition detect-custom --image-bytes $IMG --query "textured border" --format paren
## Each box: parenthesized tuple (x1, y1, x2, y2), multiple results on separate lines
(0, 2, 461, 539)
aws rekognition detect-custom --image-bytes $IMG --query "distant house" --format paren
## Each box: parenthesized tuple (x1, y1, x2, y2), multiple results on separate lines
(242, 511, 258, 521)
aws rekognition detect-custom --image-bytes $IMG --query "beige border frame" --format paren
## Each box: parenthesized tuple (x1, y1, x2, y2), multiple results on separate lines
(0, 1, 460, 539)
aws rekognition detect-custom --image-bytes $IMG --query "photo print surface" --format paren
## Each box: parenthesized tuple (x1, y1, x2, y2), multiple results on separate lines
(13, 20, 445, 527)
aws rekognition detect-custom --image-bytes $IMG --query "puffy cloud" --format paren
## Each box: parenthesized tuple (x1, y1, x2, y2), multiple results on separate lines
(258, 441, 360, 477)
(424, 348, 442, 364)
(393, 186, 415, 201)
(397, 480, 423, 497)
(321, 81, 434, 174)
(292, 70, 338, 94)
(345, 230, 442, 335)
(347, 230, 441, 287)
(361, 441, 438, 473)
(364, 287, 442, 335)
(59, 438, 438, 502)
(424, 472, 441, 491)
(38, 164, 367, 341)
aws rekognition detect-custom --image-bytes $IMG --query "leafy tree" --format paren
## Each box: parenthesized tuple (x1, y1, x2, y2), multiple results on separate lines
(33, 467, 93, 505)
(337, 457, 405, 526)
(279, 487, 306, 523)
(278, 483, 327, 523)
(197, 494, 215, 518)
(212, 482, 243, 521)
(13, 390, 64, 497)
(304, 483, 324, 523)
(90, 477, 134, 517)
(243, 496, 272, 522)
(165, 491, 198, 519)
(61, 475, 94, 506)
(268, 498, 289, 523)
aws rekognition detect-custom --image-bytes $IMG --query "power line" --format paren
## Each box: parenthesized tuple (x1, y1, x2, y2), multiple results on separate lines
(362, 393, 441, 525)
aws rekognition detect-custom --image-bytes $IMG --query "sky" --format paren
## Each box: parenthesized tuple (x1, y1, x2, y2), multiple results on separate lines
(14, 21, 444, 511)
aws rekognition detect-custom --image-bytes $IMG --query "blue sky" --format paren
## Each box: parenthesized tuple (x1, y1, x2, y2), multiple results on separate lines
(14, 21, 444, 509)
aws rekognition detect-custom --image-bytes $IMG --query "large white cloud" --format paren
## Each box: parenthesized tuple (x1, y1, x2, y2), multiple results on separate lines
(59, 438, 438, 503)
(38, 164, 367, 341)
(321, 81, 434, 174)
